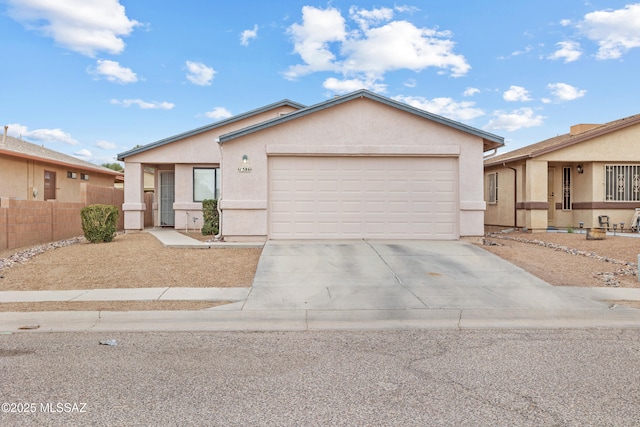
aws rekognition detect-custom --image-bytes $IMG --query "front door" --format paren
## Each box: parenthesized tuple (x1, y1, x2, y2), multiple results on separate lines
(159, 172, 175, 227)
(547, 168, 556, 227)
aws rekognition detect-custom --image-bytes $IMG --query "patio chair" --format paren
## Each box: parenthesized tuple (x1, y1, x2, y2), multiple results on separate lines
(598, 215, 610, 230)
(631, 209, 640, 233)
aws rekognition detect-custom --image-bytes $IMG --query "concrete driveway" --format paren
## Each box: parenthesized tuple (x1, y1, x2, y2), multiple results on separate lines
(244, 240, 606, 311)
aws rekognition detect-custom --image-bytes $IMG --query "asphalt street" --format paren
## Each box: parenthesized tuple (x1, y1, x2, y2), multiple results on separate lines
(1, 329, 639, 426)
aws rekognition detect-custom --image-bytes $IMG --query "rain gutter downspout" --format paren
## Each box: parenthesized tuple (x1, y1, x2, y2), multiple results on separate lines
(214, 137, 223, 241)
(504, 162, 517, 229)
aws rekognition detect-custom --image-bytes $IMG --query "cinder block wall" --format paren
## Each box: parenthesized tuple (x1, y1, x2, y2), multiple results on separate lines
(0, 185, 125, 251)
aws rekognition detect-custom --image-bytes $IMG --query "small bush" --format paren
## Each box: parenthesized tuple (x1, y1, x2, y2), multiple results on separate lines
(80, 204, 119, 243)
(201, 199, 219, 236)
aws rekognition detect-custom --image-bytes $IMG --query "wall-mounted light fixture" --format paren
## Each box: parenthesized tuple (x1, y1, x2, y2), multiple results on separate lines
(576, 164, 584, 174)
(238, 154, 252, 173)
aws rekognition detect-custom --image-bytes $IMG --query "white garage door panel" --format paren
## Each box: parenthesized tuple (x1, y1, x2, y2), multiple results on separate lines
(269, 157, 458, 239)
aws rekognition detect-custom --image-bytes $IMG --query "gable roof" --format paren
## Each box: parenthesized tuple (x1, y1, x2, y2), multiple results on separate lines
(0, 135, 121, 176)
(485, 113, 640, 167)
(117, 99, 306, 160)
(217, 90, 505, 151)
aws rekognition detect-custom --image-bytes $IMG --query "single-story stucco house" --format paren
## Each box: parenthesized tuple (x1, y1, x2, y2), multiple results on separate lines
(1, 128, 123, 202)
(117, 90, 504, 241)
(484, 113, 640, 232)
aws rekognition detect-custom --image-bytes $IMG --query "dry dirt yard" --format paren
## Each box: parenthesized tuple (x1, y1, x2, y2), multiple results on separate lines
(0, 231, 261, 312)
(0, 229, 638, 312)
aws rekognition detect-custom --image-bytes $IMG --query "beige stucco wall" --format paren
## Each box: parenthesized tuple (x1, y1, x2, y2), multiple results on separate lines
(0, 154, 115, 202)
(220, 97, 488, 240)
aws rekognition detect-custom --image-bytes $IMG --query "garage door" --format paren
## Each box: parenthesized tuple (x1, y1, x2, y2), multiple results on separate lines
(269, 156, 458, 239)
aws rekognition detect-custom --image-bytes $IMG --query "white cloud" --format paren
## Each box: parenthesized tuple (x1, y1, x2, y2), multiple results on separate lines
(284, 5, 469, 85)
(548, 41, 582, 63)
(5, 123, 79, 145)
(204, 107, 233, 120)
(74, 148, 92, 158)
(578, 4, 640, 59)
(111, 99, 175, 110)
(95, 140, 117, 150)
(394, 95, 485, 122)
(404, 79, 417, 88)
(464, 87, 480, 97)
(394, 5, 420, 14)
(240, 25, 258, 46)
(285, 6, 347, 79)
(547, 83, 586, 101)
(503, 85, 532, 102)
(349, 6, 394, 30)
(185, 61, 216, 86)
(485, 108, 545, 132)
(323, 77, 387, 94)
(7, 0, 140, 57)
(92, 59, 138, 83)
(342, 21, 470, 77)
(510, 45, 533, 57)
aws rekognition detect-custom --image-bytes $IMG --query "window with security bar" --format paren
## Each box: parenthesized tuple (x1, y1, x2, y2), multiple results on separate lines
(563, 167, 571, 210)
(605, 165, 640, 201)
(487, 172, 498, 204)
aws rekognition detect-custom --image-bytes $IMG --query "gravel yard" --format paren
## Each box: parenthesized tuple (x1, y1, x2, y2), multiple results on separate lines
(0, 231, 261, 291)
(480, 230, 639, 288)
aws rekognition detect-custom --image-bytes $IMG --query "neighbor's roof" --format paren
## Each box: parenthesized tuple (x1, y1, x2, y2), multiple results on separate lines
(0, 135, 122, 176)
(485, 113, 640, 167)
(117, 99, 306, 160)
(217, 90, 505, 152)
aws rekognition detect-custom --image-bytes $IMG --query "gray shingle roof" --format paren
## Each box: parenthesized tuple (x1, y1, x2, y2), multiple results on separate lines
(0, 135, 121, 176)
(485, 113, 640, 166)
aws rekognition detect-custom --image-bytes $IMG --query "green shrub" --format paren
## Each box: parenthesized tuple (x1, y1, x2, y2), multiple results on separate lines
(80, 204, 119, 243)
(201, 199, 219, 236)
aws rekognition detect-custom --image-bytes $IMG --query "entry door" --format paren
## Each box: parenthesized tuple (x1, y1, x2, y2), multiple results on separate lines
(160, 172, 175, 227)
(547, 168, 556, 226)
(44, 170, 56, 200)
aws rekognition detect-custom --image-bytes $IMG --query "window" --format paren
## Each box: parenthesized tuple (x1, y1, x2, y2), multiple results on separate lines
(80, 173, 89, 181)
(44, 170, 56, 200)
(487, 172, 498, 204)
(67, 171, 77, 179)
(605, 165, 640, 201)
(193, 168, 219, 202)
(562, 167, 571, 210)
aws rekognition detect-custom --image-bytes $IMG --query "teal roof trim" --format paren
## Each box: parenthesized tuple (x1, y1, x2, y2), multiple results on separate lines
(218, 89, 504, 146)
(117, 99, 306, 160)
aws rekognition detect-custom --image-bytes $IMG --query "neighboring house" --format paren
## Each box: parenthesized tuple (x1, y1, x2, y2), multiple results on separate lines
(117, 90, 504, 241)
(114, 166, 154, 192)
(0, 130, 123, 201)
(484, 113, 640, 232)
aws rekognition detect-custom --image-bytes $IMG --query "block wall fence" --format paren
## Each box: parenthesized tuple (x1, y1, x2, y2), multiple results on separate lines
(0, 184, 126, 251)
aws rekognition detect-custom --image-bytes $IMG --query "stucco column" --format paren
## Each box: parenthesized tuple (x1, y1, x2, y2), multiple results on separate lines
(459, 143, 485, 237)
(524, 159, 548, 232)
(122, 162, 146, 230)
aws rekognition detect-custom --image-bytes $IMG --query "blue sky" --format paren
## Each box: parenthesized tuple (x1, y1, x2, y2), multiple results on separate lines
(1, 1, 639, 166)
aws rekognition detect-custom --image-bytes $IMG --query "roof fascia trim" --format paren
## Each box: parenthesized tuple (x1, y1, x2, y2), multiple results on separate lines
(117, 99, 306, 160)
